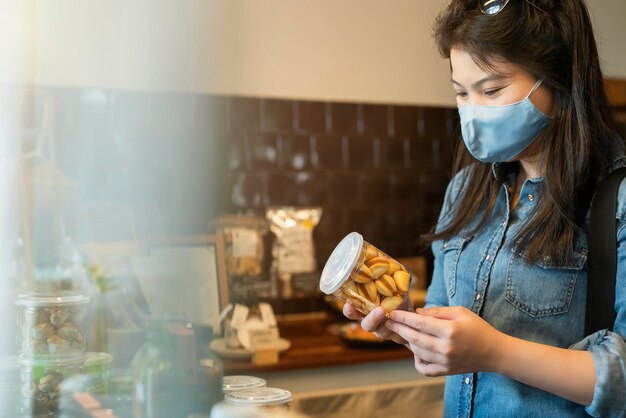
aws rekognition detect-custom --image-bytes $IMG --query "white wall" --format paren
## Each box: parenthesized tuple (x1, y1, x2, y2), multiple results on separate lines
(0, 0, 35, 85)
(587, 0, 626, 79)
(31, 0, 626, 106)
(200, 0, 454, 106)
(32, 0, 455, 105)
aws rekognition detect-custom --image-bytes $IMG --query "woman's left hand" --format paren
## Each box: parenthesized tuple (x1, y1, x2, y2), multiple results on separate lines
(385, 306, 504, 377)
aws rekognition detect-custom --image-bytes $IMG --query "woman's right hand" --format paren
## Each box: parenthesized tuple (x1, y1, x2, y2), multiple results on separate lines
(343, 302, 409, 346)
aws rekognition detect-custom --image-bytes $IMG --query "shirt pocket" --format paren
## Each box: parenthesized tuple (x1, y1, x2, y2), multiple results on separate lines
(442, 235, 473, 299)
(505, 241, 587, 318)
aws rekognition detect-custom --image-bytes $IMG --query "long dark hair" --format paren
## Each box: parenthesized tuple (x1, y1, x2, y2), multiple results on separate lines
(424, 0, 620, 264)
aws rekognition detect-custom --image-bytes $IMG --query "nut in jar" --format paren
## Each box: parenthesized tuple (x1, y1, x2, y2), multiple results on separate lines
(320, 232, 413, 316)
(18, 355, 85, 417)
(17, 292, 90, 358)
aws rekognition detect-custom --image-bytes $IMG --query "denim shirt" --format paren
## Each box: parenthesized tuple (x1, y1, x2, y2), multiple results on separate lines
(425, 151, 626, 417)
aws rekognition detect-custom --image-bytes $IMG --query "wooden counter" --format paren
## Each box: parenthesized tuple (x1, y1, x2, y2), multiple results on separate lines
(220, 314, 413, 374)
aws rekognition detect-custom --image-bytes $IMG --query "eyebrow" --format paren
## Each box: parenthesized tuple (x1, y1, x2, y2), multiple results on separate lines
(451, 74, 507, 90)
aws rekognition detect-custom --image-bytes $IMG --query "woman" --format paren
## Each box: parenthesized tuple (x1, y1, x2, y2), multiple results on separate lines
(344, 0, 626, 416)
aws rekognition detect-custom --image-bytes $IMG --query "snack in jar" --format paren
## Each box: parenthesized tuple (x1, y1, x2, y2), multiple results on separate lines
(319, 232, 413, 316)
(224, 387, 293, 413)
(16, 292, 90, 358)
(223, 375, 267, 394)
(18, 354, 85, 417)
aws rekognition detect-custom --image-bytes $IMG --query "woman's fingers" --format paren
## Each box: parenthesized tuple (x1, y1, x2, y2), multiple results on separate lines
(414, 357, 447, 377)
(385, 320, 442, 352)
(343, 304, 408, 345)
(390, 334, 408, 345)
(343, 302, 365, 320)
(409, 344, 446, 365)
(389, 309, 450, 338)
(360, 307, 387, 333)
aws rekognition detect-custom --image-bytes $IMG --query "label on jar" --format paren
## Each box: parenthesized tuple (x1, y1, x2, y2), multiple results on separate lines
(232, 228, 259, 258)
(277, 226, 315, 274)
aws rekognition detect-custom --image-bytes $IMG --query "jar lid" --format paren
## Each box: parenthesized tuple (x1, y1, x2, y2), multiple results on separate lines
(320, 232, 363, 294)
(84, 352, 113, 367)
(18, 354, 87, 367)
(223, 375, 267, 392)
(225, 387, 293, 406)
(16, 291, 90, 307)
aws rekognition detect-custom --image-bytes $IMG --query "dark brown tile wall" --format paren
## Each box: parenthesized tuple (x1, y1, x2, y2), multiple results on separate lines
(222, 96, 460, 271)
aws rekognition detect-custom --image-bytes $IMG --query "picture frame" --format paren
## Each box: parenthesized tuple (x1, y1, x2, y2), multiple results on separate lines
(159, 233, 230, 309)
(131, 233, 229, 334)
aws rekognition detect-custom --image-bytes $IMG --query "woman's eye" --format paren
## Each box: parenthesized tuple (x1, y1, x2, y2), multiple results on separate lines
(455, 91, 467, 98)
(484, 88, 503, 97)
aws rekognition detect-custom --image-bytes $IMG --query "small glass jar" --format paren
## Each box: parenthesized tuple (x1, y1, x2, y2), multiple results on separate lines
(222, 375, 267, 394)
(16, 292, 90, 358)
(320, 232, 413, 316)
(224, 387, 292, 414)
(18, 354, 86, 417)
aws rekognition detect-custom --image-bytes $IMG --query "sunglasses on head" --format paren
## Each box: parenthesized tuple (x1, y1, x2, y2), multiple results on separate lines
(479, 0, 548, 16)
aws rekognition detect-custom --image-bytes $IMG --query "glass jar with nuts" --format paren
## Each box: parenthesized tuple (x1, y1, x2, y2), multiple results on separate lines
(16, 292, 90, 359)
(320, 232, 413, 316)
(18, 354, 85, 417)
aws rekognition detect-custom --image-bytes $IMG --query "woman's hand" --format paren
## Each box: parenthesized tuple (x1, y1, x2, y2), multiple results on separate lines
(342, 302, 408, 345)
(384, 306, 505, 377)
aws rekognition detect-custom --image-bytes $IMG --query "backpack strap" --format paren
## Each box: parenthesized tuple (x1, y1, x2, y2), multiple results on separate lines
(586, 166, 626, 335)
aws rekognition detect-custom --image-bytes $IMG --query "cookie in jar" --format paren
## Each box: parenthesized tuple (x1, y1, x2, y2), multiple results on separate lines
(320, 232, 413, 316)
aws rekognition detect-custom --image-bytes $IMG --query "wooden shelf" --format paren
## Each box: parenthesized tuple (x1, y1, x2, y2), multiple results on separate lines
(220, 314, 413, 374)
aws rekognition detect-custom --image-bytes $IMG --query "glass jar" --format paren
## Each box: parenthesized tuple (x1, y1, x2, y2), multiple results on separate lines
(16, 292, 90, 358)
(18, 354, 86, 417)
(222, 375, 266, 394)
(319, 232, 413, 316)
(224, 387, 292, 414)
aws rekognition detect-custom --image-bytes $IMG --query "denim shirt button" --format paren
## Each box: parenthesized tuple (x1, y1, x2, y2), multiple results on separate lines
(485, 255, 491, 260)
(528, 194, 534, 202)
(475, 293, 481, 301)
(465, 377, 471, 384)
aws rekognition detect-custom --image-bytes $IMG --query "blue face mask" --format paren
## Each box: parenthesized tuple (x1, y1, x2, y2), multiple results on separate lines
(458, 79, 550, 163)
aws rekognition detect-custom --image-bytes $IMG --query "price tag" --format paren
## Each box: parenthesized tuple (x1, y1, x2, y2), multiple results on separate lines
(232, 229, 259, 257)
(248, 328, 280, 351)
(230, 304, 249, 330)
(277, 226, 315, 274)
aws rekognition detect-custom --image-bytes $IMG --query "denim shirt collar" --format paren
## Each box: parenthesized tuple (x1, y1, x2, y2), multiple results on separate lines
(490, 161, 543, 187)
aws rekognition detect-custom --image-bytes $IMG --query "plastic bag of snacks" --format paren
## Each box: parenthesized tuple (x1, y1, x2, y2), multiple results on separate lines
(266, 207, 322, 299)
(215, 215, 268, 277)
(266, 207, 322, 275)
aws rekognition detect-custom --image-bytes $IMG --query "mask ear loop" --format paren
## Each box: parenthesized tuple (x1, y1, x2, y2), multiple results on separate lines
(525, 79, 544, 99)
